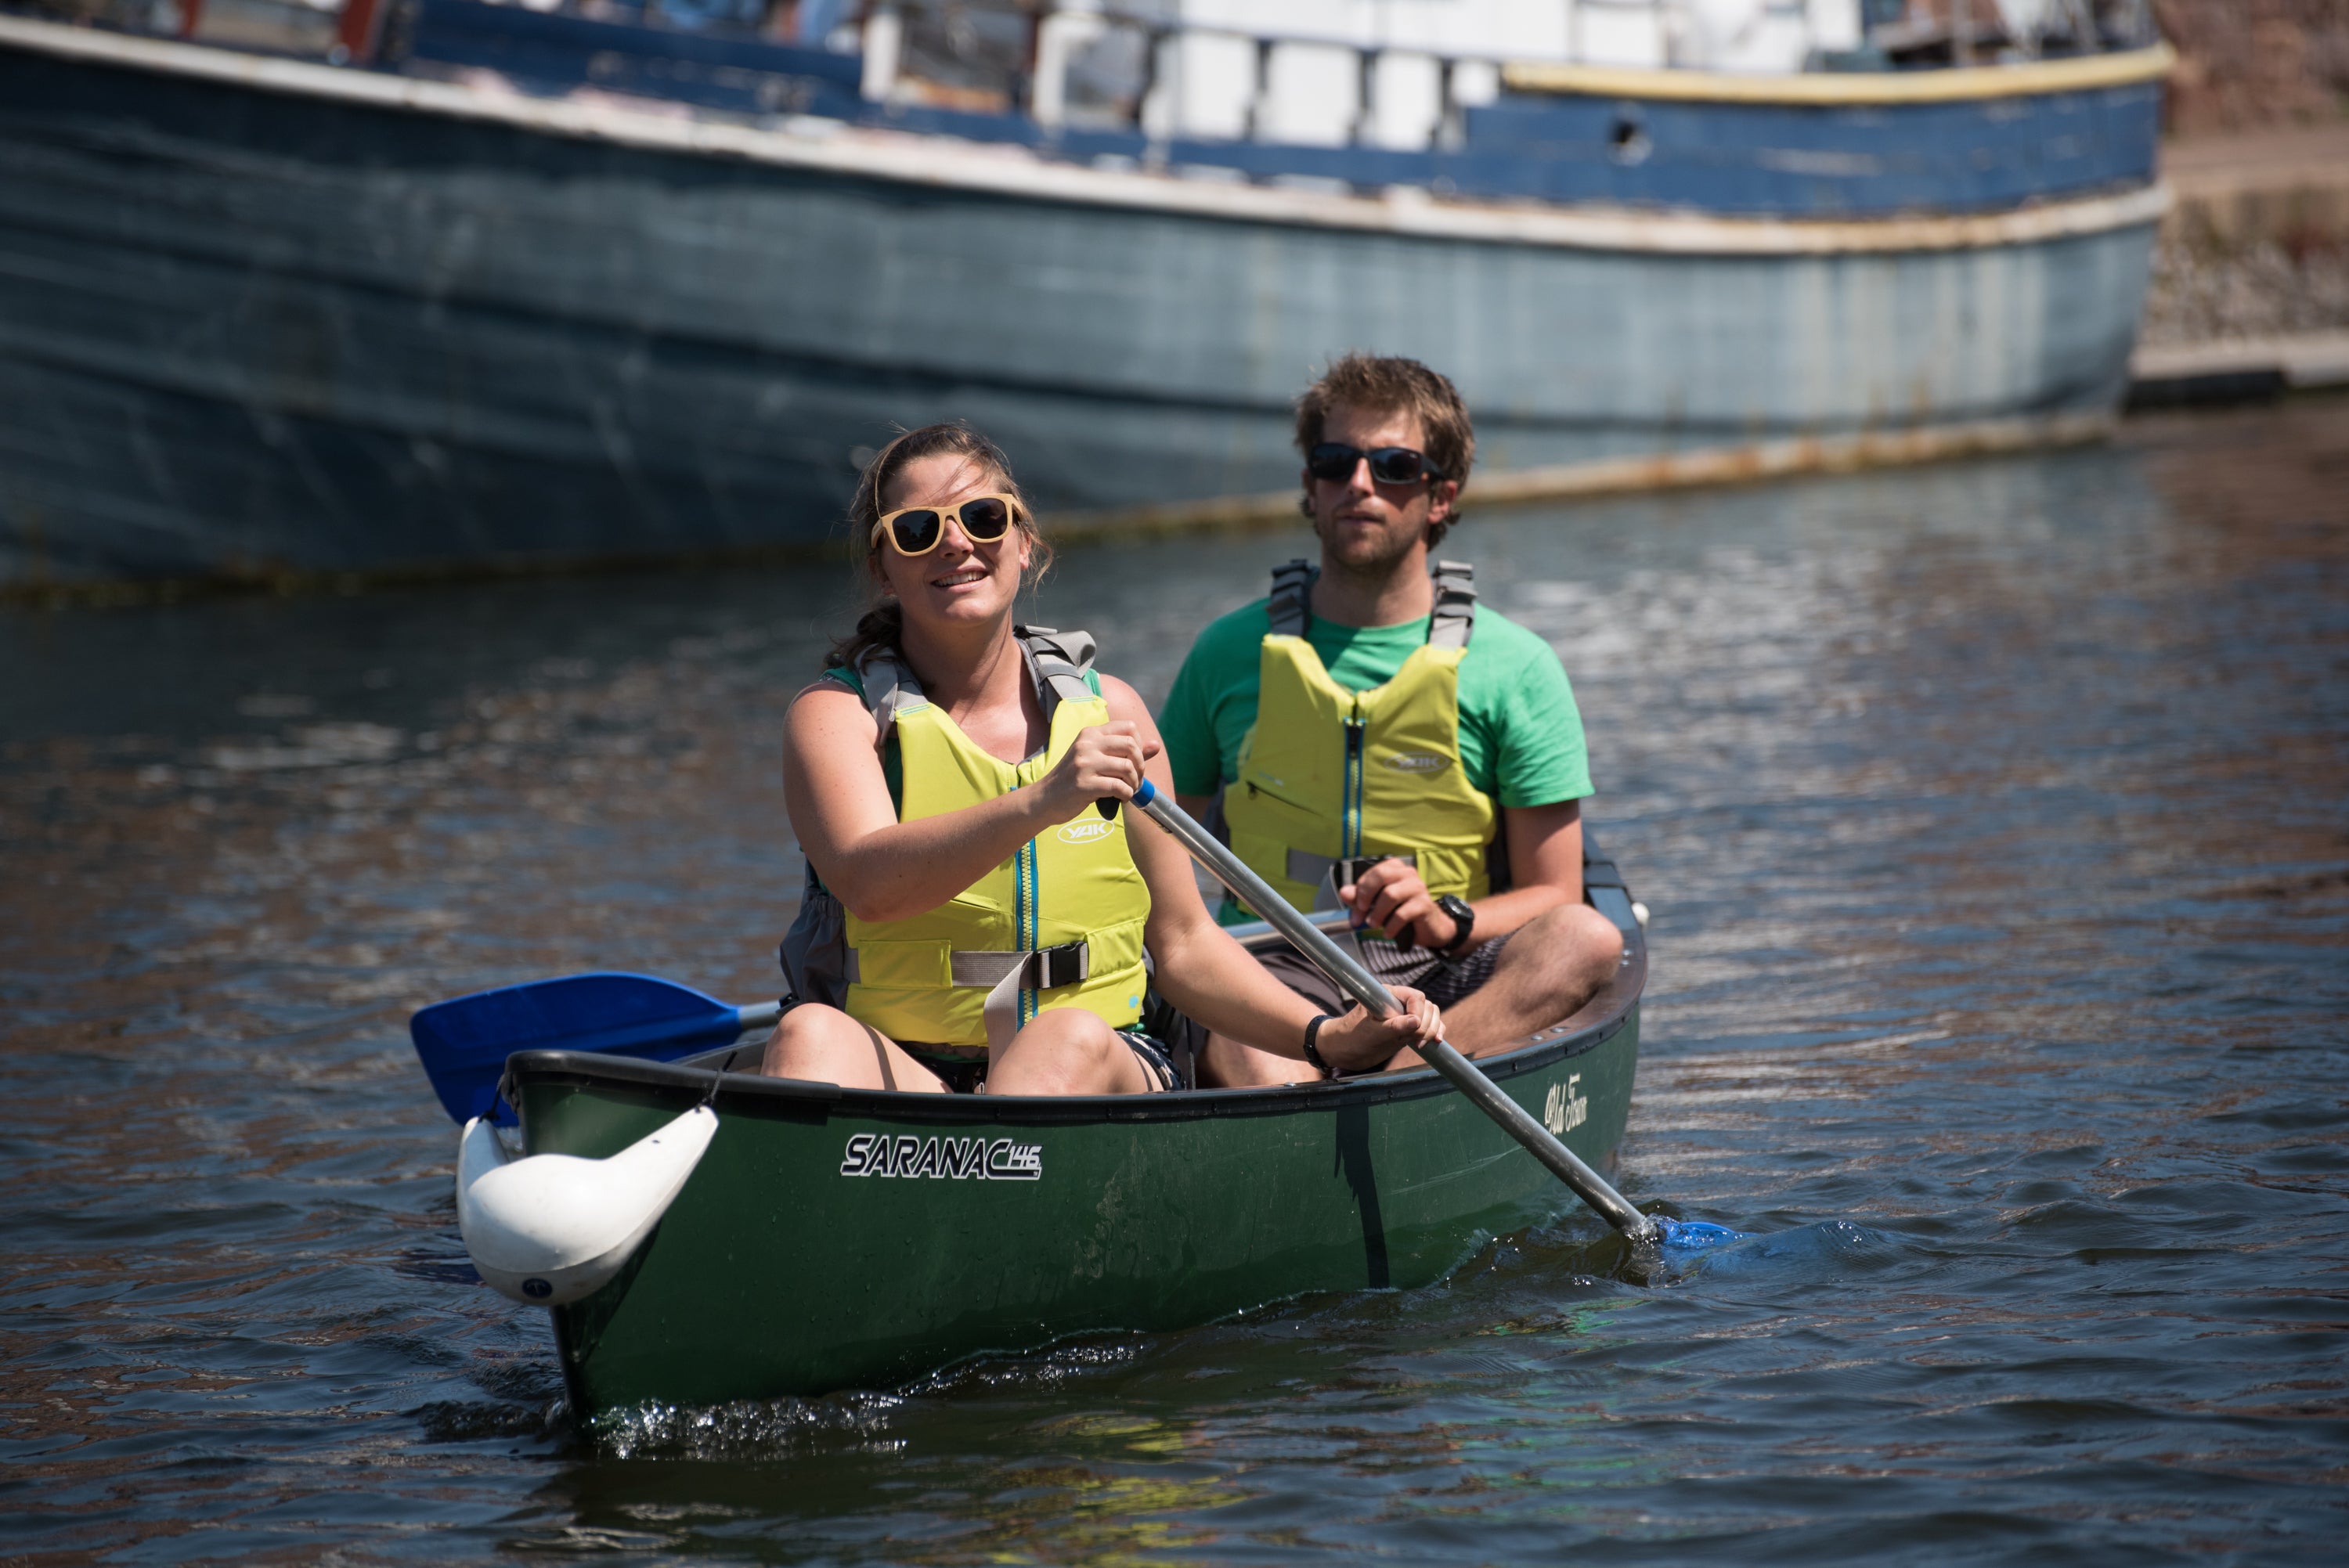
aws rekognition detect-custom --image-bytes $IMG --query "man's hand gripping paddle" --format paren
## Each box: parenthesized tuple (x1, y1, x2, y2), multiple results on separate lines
(1119, 780, 1736, 1253)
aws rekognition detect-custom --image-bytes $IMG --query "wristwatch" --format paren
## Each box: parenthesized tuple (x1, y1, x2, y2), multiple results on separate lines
(1434, 895, 1477, 957)
(1301, 1012, 1337, 1078)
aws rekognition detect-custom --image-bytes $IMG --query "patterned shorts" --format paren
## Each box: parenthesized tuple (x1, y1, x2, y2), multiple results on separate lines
(1249, 928, 1516, 1016)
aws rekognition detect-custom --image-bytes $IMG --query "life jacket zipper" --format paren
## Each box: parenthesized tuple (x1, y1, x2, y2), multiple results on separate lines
(1343, 712, 1366, 860)
(1016, 834, 1038, 1027)
(1014, 758, 1041, 1029)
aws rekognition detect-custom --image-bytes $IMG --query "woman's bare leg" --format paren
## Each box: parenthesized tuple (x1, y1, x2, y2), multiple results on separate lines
(989, 1007, 1155, 1096)
(759, 1004, 949, 1092)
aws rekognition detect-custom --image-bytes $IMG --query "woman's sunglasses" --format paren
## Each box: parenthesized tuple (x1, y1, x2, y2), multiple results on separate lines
(871, 493, 1024, 557)
(1305, 444, 1446, 486)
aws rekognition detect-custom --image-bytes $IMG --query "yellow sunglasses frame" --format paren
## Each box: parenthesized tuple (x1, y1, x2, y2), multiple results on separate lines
(869, 493, 1027, 557)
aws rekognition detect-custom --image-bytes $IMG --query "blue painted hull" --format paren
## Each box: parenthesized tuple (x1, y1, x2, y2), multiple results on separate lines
(0, 19, 2160, 586)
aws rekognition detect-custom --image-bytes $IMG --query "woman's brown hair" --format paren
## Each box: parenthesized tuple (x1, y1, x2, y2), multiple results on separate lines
(826, 422, 1052, 672)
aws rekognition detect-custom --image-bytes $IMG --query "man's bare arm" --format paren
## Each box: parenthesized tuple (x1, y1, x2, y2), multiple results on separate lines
(1489, 798, 1586, 932)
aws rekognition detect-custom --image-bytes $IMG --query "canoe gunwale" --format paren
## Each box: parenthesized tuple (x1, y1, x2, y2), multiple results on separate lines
(505, 911, 1646, 1128)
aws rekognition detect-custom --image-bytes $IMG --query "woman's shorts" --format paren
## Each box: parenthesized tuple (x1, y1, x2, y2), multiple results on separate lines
(901, 1029, 1182, 1094)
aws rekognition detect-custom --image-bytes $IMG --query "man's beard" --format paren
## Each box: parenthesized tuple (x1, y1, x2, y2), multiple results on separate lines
(1315, 510, 1426, 577)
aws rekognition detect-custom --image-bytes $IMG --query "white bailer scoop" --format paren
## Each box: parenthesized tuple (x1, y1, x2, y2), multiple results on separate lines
(456, 1105, 718, 1307)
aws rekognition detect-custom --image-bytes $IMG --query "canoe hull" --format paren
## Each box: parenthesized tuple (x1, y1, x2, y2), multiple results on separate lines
(515, 999, 1640, 1413)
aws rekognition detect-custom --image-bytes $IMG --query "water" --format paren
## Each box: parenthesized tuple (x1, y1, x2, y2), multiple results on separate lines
(4, 402, 2346, 1563)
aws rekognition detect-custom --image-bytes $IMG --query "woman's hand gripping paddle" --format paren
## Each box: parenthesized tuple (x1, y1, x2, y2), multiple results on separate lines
(411, 971, 782, 1124)
(1122, 779, 1735, 1252)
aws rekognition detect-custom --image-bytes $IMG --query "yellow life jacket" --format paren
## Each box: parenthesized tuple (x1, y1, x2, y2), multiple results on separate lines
(815, 628, 1152, 1051)
(1221, 561, 1498, 922)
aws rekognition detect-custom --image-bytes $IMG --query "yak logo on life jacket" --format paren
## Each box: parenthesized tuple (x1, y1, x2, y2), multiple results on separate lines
(1381, 752, 1452, 774)
(1058, 818, 1117, 845)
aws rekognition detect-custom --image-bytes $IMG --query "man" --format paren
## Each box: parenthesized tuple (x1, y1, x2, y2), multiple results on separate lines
(1159, 354, 1624, 1084)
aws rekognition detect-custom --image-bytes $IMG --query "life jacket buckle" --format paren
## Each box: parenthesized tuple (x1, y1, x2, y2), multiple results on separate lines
(1335, 853, 1409, 889)
(1284, 848, 1417, 889)
(1028, 940, 1092, 990)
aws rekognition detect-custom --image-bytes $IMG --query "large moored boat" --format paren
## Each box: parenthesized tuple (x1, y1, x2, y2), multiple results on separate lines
(0, 0, 2170, 587)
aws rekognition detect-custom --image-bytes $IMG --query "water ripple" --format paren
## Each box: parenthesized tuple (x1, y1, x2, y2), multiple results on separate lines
(2, 403, 2346, 1562)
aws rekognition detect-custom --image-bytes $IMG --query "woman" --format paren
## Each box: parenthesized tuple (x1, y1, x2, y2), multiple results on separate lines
(764, 423, 1442, 1094)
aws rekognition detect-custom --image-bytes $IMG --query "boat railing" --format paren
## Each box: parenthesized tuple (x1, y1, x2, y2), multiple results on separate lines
(1031, 5, 1516, 151)
(861, 2, 2163, 152)
(50, 0, 2160, 146)
(866, 2, 1528, 152)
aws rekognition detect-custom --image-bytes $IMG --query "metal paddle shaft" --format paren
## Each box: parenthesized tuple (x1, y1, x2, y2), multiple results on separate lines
(1125, 780, 1661, 1245)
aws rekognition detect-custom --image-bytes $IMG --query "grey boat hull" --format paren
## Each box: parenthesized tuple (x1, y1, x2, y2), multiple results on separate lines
(0, 19, 2161, 586)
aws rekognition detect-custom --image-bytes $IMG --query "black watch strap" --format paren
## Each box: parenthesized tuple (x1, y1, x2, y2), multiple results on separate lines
(1301, 1012, 1337, 1078)
(1436, 895, 1477, 956)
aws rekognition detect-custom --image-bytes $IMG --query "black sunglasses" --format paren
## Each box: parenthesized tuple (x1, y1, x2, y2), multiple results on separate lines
(1305, 443, 1446, 486)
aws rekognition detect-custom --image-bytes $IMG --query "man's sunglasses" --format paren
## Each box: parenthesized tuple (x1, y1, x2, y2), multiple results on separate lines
(871, 493, 1024, 557)
(1305, 444, 1446, 486)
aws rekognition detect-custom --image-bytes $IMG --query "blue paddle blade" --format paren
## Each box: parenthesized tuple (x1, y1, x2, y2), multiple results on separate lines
(410, 971, 749, 1125)
(1657, 1217, 1745, 1251)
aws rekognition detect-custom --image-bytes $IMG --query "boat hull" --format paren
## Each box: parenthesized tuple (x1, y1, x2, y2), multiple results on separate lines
(513, 984, 1640, 1413)
(0, 19, 2160, 587)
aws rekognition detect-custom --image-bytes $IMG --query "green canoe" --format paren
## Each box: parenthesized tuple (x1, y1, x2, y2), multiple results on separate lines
(504, 852, 1649, 1415)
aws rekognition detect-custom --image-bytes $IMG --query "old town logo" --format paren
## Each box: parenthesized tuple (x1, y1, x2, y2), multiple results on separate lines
(1380, 752, 1451, 773)
(1543, 1073, 1589, 1136)
(1057, 818, 1117, 845)
(839, 1133, 1042, 1181)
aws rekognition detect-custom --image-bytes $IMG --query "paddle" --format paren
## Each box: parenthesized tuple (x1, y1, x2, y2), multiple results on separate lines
(1123, 779, 1672, 1246)
(411, 971, 783, 1125)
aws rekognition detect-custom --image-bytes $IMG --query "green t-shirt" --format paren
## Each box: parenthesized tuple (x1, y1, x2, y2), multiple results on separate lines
(1158, 600, 1593, 808)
